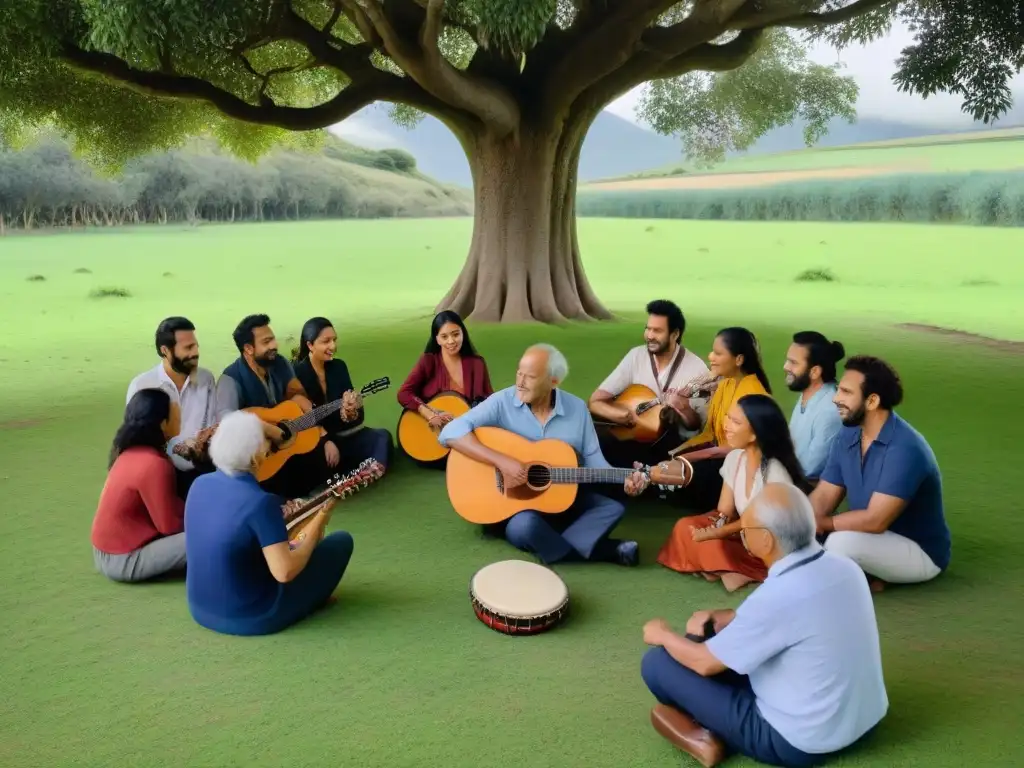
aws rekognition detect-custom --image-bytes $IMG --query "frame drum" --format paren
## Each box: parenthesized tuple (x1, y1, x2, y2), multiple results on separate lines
(469, 559, 569, 635)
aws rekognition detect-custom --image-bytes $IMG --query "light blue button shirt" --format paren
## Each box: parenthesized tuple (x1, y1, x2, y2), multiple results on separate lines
(438, 386, 612, 469)
(789, 382, 842, 479)
(705, 543, 888, 754)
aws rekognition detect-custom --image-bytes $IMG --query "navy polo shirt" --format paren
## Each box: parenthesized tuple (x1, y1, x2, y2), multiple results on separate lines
(821, 412, 951, 571)
(184, 470, 289, 634)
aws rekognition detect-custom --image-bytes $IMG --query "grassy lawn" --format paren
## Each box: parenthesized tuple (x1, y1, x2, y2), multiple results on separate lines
(1, 218, 1022, 767)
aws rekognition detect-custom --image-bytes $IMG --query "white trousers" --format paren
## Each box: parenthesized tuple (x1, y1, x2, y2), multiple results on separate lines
(824, 530, 941, 584)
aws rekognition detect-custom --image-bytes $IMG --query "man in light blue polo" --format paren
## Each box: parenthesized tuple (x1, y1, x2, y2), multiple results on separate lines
(640, 483, 887, 767)
(811, 355, 951, 589)
(784, 331, 846, 480)
(438, 344, 648, 566)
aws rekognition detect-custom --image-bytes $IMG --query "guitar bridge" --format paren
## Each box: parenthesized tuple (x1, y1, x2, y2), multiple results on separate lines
(494, 468, 504, 494)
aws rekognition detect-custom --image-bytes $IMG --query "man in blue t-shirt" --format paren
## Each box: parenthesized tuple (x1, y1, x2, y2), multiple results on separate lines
(185, 410, 355, 636)
(810, 355, 951, 589)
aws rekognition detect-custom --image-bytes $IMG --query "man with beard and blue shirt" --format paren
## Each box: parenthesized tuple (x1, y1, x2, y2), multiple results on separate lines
(810, 355, 951, 591)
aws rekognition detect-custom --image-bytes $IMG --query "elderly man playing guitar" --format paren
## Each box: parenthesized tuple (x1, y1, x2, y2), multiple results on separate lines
(439, 344, 649, 567)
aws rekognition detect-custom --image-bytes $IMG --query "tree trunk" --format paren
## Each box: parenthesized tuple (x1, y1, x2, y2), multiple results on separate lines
(436, 119, 613, 324)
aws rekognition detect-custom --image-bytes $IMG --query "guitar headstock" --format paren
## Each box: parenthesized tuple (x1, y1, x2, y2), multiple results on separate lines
(648, 456, 694, 488)
(360, 377, 391, 396)
(324, 459, 385, 499)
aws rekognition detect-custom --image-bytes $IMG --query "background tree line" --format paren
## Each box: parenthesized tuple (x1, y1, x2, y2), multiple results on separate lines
(0, 133, 470, 233)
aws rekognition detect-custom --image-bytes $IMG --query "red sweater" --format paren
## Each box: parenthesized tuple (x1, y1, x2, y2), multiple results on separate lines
(397, 352, 494, 411)
(91, 446, 185, 554)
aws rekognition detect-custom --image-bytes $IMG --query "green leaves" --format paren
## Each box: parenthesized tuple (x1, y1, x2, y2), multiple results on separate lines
(469, 0, 557, 56)
(637, 30, 858, 166)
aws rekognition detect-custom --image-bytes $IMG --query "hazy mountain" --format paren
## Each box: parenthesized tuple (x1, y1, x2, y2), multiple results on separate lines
(334, 103, 1024, 187)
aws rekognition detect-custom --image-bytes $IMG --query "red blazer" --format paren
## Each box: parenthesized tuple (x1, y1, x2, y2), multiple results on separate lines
(397, 352, 494, 411)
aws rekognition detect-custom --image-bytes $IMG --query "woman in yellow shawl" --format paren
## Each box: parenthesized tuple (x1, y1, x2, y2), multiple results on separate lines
(667, 327, 773, 510)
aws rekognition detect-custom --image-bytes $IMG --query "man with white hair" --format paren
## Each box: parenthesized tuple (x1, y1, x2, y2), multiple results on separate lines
(640, 483, 887, 767)
(183, 410, 355, 636)
(439, 344, 648, 566)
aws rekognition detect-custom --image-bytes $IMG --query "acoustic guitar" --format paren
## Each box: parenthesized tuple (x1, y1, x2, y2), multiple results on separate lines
(286, 458, 385, 545)
(396, 391, 471, 464)
(174, 377, 391, 481)
(445, 426, 693, 525)
(596, 372, 720, 443)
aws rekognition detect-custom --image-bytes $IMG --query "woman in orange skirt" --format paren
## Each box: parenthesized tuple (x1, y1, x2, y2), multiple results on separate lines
(657, 394, 812, 592)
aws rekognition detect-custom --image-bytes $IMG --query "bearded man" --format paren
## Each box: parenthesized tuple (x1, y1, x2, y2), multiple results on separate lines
(810, 355, 951, 591)
(126, 316, 217, 496)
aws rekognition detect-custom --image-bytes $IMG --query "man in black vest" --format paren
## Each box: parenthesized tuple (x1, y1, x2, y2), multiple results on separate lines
(215, 314, 333, 500)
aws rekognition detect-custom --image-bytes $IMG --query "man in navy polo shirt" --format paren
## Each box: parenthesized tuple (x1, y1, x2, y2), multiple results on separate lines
(810, 355, 951, 588)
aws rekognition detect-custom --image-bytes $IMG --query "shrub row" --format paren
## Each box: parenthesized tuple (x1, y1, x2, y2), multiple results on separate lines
(576, 171, 1024, 226)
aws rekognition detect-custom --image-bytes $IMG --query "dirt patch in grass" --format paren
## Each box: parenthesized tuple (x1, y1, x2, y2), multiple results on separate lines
(585, 164, 923, 191)
(897, 323, 1024, 354)
(0, 418, 47, 431)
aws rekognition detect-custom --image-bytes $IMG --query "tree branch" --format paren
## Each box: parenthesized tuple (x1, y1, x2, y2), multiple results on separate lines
(539, 0, 677, 116)
(58, 42, 461, 132)
(343, 0, 519, 135)
(656, 27, 765, 77)
(732, 0, 899, 31)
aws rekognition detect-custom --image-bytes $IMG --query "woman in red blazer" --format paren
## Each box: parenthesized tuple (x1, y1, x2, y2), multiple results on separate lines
(397, 310, 494, 429)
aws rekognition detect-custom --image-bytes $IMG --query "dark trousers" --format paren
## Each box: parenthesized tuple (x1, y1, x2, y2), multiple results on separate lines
(331, 426, 394, 473)
(486, 490, 626, 564)
(641, 646, 822, 767)
(210, 532, 355, 637)
(597, 429, 676, 469)
(260, 439, 336, 500)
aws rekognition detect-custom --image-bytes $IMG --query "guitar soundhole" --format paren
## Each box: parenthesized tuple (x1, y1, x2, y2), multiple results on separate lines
(526, 465, 550, 488)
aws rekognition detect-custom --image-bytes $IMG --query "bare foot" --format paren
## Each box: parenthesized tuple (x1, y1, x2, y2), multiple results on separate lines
(700, 572, 721, 582)
(721, 573, 754, 592)
(869, 578, 887, 594)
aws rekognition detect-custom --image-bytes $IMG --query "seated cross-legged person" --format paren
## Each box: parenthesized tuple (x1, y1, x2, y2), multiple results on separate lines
(811, 355, 951, 591)
(90, 389, 188, 583)
(397, 310, 495, 430)
(641, 483, 888, 768)
(783, 331, 846, 482)
(184, 411, 355, 637)
(438, 344, 648, 566)
(665, 327, 773, 511)
(292, 317, 394, 475)
(216, 313, 334, 500)
(657, 394, 812, 592)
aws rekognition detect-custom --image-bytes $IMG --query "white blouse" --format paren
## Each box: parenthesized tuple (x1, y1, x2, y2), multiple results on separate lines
(720, 449, 794, 514)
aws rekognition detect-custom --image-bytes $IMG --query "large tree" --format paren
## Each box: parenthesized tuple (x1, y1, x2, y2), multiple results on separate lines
(2, 1, 1020, 322)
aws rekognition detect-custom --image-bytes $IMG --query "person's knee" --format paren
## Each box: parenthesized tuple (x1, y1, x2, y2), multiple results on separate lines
(323, 530, 355, 559)
(505, 512, 543, 548)
(640, 646, 673, 689)
(823, 531, 865, 560)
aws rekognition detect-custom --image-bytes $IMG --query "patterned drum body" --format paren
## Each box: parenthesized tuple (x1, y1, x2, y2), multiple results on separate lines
(469, 560, 569, 635)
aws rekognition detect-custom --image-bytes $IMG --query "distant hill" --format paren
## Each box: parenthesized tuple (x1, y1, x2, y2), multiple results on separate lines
(334, 103, 1024, 188)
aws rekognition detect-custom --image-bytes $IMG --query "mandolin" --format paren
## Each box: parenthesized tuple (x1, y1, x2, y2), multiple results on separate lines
(286, 458, 385, 546)
(445, 426, 693, 525)
(174, 377, 391, 481)
(396, 391, 471, 465)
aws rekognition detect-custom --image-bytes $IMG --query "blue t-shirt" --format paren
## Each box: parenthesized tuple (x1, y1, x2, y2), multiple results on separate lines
(184, 470, 289, 632)
(821, 412, 951, 570)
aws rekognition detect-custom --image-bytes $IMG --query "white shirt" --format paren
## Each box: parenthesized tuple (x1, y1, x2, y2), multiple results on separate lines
(597, 345, 711, 437)
(126, 363, 217, 471)
(705, 544, 888, 754)
(720, 450, 793, 514)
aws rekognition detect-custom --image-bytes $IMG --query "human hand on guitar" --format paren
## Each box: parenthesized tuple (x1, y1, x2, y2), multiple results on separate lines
(281, 498, 306, 519)
(623, 462, 650, 497)
(427, 411, 455, 431)
(342, 389, 362, 421)
(664, 389, 694, 416)
(498, 458, 529, 489)
(617, 407, 637, 427)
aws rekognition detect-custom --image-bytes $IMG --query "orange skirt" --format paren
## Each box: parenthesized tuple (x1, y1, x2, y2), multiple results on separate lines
(656, 513, 767, 582)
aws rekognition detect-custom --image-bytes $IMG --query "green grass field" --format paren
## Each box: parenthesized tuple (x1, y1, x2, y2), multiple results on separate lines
(610, 126, 1024, 181)
(2, 218, 1023, 767)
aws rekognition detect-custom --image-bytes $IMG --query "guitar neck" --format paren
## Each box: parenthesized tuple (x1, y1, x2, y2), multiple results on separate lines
(286, 398, 345, 433)
(548, 467, 637, 485)
(285, 486, 336, 526)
